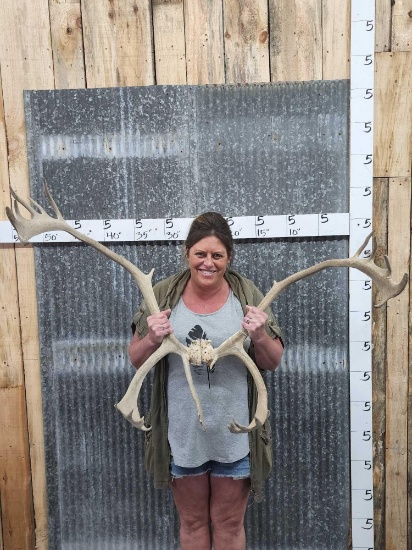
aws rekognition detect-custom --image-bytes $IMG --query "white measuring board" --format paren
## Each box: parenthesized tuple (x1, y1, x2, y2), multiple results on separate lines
(350, 1, 375, 548)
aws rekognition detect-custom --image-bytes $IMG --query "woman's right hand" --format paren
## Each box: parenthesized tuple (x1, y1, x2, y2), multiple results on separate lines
(129, 309, 173, 369)
(147, 309, 174, 345)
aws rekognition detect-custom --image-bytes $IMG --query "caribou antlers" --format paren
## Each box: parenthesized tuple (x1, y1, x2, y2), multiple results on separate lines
(6, 184, 408, 434)
(6, 183, 270, 433)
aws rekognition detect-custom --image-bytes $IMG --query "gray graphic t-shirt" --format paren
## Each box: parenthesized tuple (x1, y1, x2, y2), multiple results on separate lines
(168, 290, 250, 467)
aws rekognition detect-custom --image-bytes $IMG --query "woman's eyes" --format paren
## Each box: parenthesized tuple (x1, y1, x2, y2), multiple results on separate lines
(195, 252, 224, 259)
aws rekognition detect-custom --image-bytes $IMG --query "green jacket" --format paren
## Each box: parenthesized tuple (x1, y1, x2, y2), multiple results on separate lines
(132, 268, 284, 502)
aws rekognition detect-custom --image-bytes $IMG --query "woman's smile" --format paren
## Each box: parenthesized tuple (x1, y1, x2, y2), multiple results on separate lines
(198, 268, 217, 276)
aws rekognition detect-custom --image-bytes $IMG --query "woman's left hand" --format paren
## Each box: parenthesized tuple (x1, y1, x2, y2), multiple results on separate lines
(242, 305, 268, 342)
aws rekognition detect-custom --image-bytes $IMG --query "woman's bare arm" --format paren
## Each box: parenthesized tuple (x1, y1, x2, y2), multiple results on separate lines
(241, 305, 284, 371)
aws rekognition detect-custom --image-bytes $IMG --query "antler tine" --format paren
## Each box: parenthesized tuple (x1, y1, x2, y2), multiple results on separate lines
(373, 271, 408, 308)
(43, 178, 64, 220)
(6, 202, 19, 227)
(211, 331, 268, 433)
(349, 236, 407, 307)
(354, 231, 374, 258)
(6, 185, 67, 243)
(383, 255, 392, 278)
(28, 196, 48, 215)
(6, 193, 37, 243)
(10, 186, 38, 217)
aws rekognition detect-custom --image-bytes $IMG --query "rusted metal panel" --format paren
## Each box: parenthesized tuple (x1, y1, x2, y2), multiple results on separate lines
(26, 80, 349, 549)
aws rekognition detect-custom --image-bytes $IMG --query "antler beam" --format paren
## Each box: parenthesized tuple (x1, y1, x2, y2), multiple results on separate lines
(6, 183, 206, 431)
(258, 232, 408, 311)
(210, 232, 408, 432)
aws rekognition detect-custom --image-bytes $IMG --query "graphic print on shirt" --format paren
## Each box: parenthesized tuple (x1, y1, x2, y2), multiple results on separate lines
(186, 324, 212, 378)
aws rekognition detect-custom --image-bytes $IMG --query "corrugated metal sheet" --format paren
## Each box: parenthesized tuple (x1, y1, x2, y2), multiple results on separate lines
(26, 81, 349, 549)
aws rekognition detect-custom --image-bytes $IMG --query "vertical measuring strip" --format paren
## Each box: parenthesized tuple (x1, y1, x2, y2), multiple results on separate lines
(350, 1, 375, 548)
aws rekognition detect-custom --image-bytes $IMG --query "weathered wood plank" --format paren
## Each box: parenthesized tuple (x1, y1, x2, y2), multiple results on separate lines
(374, 52, 412, 178)
(392, 0, 412, 52)
(0, 243, 22, 390)
(223, 0, 270, 83)
(0, 387, 35, 549)
(152, 0, 186, 84)
(0, 1, 55, 548)
(15, 247, 48, 550)
(184, 0, 224, 85)
(49, 0, 85, 89)
(375, 0, 392, 52)
(0, 73, 10, 218)
(372, 178, 389, 550)
(409, 229, 412, 550)
(322, 0, 350, 79)
(385, 177, 411, 550)
(82, 0, 154, 87)
(269, 0, 322, 82)
(0, 31, 28, 550)
(0, 2, 54, 193)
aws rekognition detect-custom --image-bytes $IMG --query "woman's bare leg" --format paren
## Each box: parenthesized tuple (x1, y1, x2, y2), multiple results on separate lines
(170, 473, 211, 550)
(209, 477, 250, 550)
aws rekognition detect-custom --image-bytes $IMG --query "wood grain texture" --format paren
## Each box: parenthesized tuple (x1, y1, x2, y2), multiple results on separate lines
(392, 0, 412, 51)
(0, 76, 10, 218)
(322, 0, 350, 79)
(15, 247, 48, 550)
(0, 1, 54, 194)
(184, 0, 224, 85)
(223, 0, 270, 83)
(385, 177, 411, 550)
(372, 178, 389, 550)
(152, 0, 186, 84)
(50, 1, 85, 89)
(409, 203, 412, 550)
(0, 244, 22, 390)
(0, 73, 19, 389)
(374, 52, 412, 178)
(375, 0, 392, 52)
(0, 387, 35, 549)
(269, 0, 322, 81)
(0, 1, 54, 547)
(82, 0, 154, 87)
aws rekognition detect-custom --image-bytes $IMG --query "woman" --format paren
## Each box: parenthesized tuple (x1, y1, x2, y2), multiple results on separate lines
(129, 212, 284, 550)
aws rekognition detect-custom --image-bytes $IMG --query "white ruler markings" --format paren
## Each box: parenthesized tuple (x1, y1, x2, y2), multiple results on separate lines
(0, 212, 350, 244)
(350, 0, 375, 548)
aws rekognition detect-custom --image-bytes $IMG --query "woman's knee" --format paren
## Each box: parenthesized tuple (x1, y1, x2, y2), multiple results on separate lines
(180, 513, 210, 533)
(210, 509, 245, 535)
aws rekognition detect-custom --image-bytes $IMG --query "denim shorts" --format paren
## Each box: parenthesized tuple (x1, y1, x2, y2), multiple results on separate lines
(170, 454, 250, 480)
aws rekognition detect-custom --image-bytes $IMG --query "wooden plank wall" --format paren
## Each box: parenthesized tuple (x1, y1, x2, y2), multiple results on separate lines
(0, 1, 410, 549)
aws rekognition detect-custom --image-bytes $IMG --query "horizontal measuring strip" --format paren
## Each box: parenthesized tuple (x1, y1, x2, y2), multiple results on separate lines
(0, 212, 350, 244)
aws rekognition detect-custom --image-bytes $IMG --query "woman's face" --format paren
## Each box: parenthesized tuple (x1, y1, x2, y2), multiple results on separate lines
(186, 235, 231, 290)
